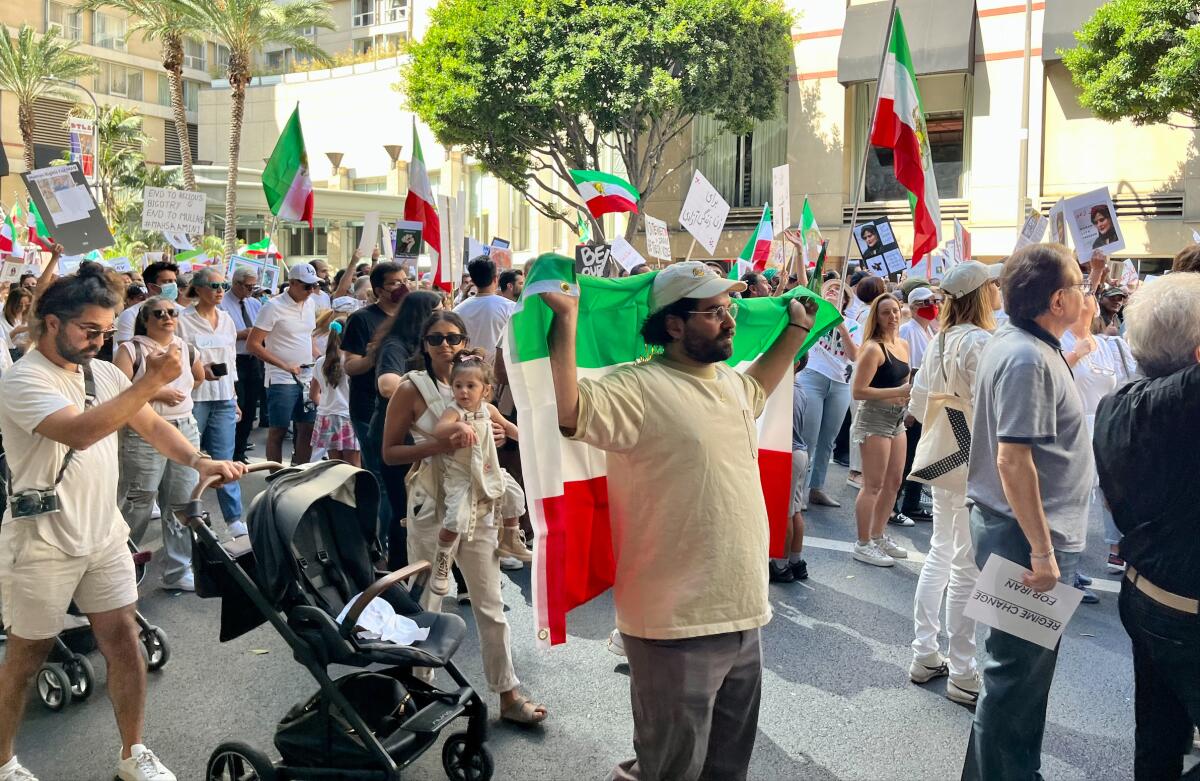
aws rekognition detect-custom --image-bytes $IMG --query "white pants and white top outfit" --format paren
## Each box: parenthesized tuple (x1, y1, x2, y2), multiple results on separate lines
(402, 371, 520, 694)
(908, 324, 991, 679)
(442, 402, 525, 539)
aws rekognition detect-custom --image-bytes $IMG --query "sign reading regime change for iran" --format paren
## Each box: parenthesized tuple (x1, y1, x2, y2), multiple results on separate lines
(963, 555, 1084, 650)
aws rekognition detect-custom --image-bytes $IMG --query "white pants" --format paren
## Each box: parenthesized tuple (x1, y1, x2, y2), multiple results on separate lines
(911, 486, 979, 678)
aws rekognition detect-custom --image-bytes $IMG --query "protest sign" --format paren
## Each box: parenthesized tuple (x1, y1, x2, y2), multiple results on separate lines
(68, 117, 97, 183)
(22, 163, 112, 253)
(1063, 187, 1124, 256)
(491, 247, 513, 269)
(393, 220, 423, 263)
(1120, 259, 1138, 287)
(108, 257, 133, 273)
(1014, 210, 1048, 252)
(853, 217, 906, 277)
(609, 237, 647, 273)
(643, 214, 671, 261)
(953, 219, 972, 262)
(141, 187, 206, 235)
(1048, 198, 1068, 245)
(490, 237, 511, 250)
(771, 164, 790, 234)
(575, 243, 613, 277)
(57, 255, 82, 275)
(162, 232, 193, 251)
(464, 237, 489, 263)
(357, 212, 380, 257)
(964, 555, 1084, 650)
(228, 255, 278, 292)
(0, 261, 22, 284)
(678, 171, 730, 255)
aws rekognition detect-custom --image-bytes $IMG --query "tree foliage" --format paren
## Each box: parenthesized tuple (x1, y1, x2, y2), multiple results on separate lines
(404, 0, 793, 240)
(1062, 0, 1200, 128)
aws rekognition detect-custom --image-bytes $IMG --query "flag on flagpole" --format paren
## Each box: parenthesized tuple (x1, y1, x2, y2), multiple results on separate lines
(240, 236, 282, 259)
(576, 212, 591, 244)
(0, 204, 22, 257)
(503, 254, 842, 646)
(736, 204, 774, 273)
(404, 126, 444, 291)
(799, 197, 821, 268)
(26, 199, 53, 251)
(569, 170, 640, 219)
(869, 10, 941, 264)
(262, 106, 314, 228)
(806, 240, 828, 294)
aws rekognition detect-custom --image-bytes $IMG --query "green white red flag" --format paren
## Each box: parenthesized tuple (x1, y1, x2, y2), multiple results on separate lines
(869, 10, 941, 263)
(26, 199, 53, 251)
(738, 203, 774, 272)
(799, 197, 821, 268)
(503, 254, 841, 646)
(240, 236, 282, 259)
(569, 170, 640, 219)
(262, 106, 314, 228)
(0, 204, 22, 257)
(404, 127, 444, 291)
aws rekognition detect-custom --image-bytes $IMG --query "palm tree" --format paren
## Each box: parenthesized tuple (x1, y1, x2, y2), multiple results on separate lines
(78, 0, 203, 191)
(0, 25, 96, 171)
(185, 0, 333, 254)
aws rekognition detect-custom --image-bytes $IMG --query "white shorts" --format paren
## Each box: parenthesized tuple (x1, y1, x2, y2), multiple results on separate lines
(790, 450, 810, 516)
(0, 524, 137, 640)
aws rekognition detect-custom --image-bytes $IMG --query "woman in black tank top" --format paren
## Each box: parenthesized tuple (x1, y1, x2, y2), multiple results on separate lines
(849, 293, 913, 567)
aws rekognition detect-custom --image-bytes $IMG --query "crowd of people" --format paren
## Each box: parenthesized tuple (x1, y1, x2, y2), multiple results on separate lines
(0, 231, 1196, 781)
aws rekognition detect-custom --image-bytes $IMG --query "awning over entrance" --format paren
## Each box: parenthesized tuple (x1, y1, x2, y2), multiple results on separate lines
(837, 0, 977, 85)
(1042, 0, 1107, 62)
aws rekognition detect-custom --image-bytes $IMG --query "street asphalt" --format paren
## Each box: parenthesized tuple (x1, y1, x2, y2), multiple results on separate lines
(6, 427, 1191, 780)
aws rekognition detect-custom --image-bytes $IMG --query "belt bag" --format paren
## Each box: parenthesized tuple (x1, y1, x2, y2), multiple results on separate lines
(908, 332, 971, 493)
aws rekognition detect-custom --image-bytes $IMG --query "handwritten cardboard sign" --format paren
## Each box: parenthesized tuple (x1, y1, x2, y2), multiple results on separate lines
(678, 171, 730, 255)
(610, 237, 647, 273)
(575, 243, 613, 277)
(963, 555, 1084, 650)
(142, 187, 206, 235)
(643, 214, 671, 261)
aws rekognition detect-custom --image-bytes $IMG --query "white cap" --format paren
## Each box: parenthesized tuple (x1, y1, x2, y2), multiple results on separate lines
(908, 286, 937, 305)
(940, 261, 1003, 298)
(331, 296, 359, 313)
(651, 261, 746, 313)
(288, 262, 320, 285)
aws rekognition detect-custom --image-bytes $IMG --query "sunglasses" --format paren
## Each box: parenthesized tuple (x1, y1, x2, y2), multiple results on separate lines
(197, 282, 231, 291)
(296, 282, 319, 292)
(72, 322, 116, 341)
(423, 333, 466, 347)
(150, 309, 179, 321)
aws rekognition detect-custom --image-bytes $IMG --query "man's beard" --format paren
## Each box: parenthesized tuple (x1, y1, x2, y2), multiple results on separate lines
(681, 327, 734, 364)
(55, 330, 96, 365)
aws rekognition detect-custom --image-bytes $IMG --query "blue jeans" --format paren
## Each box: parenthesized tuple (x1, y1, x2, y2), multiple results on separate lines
(193, 399, 243, 525)
(352, 416, 391, 544)
(962, 504, 1082, 781)
(266, 382, 316, 427)
(797, 368, 851, 496)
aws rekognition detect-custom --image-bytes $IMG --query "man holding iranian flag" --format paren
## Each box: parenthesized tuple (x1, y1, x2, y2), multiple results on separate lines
(870, 9, 941, 264)
(536, 261, 821, 780)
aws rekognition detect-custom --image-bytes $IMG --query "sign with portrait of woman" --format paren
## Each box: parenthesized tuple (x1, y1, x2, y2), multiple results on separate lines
(1063, 187, 1125, 256)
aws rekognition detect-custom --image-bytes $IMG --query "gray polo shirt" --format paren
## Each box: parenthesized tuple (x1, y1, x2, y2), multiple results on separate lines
(966, 322, 1092, 553)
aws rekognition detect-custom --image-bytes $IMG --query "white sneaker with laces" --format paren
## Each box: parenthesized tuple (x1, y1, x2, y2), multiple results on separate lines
(499, 555, 523, 571)
(0, 756, 39, 781)
(874, 534, 909, 559)
(909, 652, 949, 683)
(607, 628, 626, 657)
(430, 548, 453, 596)
(227, 520, 248, 538)
(852, 541, 895, 567)
(160, 570, 195, 592)
(117, 745, 176, 781)
(947, 672, 982, 706)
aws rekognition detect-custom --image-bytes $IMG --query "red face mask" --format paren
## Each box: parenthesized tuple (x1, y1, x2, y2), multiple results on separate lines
(915, 303, 939, 321)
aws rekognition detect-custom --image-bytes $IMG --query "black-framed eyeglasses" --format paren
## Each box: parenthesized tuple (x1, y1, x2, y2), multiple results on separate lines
(424, 333, 467, 347)
(197, 282, 231, 291)
(71, 321, 116, 341)
(151, 309, 179, 321)
(686, 302, 739, 321)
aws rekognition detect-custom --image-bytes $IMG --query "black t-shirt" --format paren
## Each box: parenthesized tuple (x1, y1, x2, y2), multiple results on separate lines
(341, 304, 389, 423)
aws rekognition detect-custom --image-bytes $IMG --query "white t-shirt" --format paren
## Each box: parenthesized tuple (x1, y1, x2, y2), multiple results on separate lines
(806, 320, 860, 384)
(255, 292, 317, 385)
(310, 290, 332, 312)
(1061, 330, 1120, 418)
(453, 294, 517, 363)
(0, 329, 13, 376)
(115, 303, 141, 344)
(313, 356, 351, 418)
(899, 317, 937, 376)
(0, 349, 132, 556)
(178, 306, 239, 402)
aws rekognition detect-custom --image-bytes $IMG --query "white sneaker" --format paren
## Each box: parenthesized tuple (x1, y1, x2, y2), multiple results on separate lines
(499, 555, 523, 571)
(909, 652, 949, 683)
(117, 745, 176, 781)
(947, 672, 982, 706)
(874, 534, 908, 559)
(160, 570, 195, 592)
(852, 541, 894, 567)
(607, 628, 626, 657)
(846, 473, 863, 490)
(227, 520, 248, 537)
(430, 548, 453, 596)
(889, 512, 916, 527)
(0, 756, 39, 781)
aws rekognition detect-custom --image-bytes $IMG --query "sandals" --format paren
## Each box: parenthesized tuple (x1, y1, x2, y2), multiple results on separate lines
(500, 695, 548, 726)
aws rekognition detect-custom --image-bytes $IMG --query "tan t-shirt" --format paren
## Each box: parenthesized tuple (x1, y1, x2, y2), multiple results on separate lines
(573, 355, 771, 640)
(0, 349, 132, 556)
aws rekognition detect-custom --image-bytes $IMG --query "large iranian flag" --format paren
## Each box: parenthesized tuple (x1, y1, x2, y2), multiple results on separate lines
(870, 10, 941, 264)
(738, 203, 774, 273)
(504, 255, 841, 646)
(404, 127, 444, 291)
(262, 106, 314, 228)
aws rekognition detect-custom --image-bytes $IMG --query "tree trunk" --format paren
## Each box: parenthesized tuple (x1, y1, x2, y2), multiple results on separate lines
(223, 59, 248, 257)
(162, 34, 195, 193)
(18, 101, 34, 172)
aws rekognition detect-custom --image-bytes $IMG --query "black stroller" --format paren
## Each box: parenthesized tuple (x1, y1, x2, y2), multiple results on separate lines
(188, 460, 493, 781)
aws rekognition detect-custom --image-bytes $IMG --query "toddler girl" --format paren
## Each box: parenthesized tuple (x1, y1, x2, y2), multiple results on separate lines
(309, 317, 361, 466)
(430, 350, 530, 595)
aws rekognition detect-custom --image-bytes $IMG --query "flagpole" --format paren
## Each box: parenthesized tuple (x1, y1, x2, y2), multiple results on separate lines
(843, 0, 897, 309)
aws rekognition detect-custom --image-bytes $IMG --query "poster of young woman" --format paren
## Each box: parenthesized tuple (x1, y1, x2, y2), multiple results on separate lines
(1063, 187, 1125, 255)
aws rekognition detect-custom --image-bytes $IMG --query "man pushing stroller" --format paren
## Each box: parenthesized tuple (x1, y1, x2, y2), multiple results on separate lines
(0, 263, 244, 781)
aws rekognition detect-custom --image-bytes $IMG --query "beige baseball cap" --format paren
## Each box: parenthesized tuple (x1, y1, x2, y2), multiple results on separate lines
(940, 261, 1003, 298)
(651, 261, 747, 313)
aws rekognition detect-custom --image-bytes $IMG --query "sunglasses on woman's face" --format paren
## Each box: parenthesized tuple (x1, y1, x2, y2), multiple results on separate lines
(197, 282, 231, 291)
(423, 333, 466, 347)
(151, 309, 179, 321)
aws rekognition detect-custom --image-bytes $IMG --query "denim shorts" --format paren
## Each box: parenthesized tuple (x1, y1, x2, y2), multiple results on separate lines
(266, 381, 317, 427)
(851, 400, 907, 444)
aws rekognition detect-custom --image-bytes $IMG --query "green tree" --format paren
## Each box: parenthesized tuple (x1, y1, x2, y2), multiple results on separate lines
(184, 0, 335, 254)
(0, 25, 96, 171)
(78, 0, 204, 191)
(1062, 0, 1200, 128)
(404, 0, 793, 241)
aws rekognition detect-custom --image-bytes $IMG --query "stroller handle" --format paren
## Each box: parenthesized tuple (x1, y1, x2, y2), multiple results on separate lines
(184, 461, 283, 526)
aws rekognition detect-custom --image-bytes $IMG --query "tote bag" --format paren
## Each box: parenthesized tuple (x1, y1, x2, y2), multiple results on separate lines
(908, 332, 973, 493)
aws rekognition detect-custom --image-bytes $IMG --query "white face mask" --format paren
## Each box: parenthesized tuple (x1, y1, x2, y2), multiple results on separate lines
(158, 282, 179, 302)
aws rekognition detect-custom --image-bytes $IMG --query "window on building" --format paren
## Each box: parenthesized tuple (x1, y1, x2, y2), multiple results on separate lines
(266, 50, 292, 71)
(692, 96, 788, 209)
(157, 74, 170, 106)
(352, 180, 387, 193)
(95, 62, 143, 100)
(47, 2, 83, 40)
(215, 44, 231, 69)
(353, 0, 374, 27)
(377, 0, 407, 24)
(183, 81, 199, 113)
(183, 38, 206, 71)
(296, 25, 316, 37)
(287, 226, 328, 256)
(236, 228, 266, 250)
(511, 188, 530, 250)
(93, 12, 127, 51)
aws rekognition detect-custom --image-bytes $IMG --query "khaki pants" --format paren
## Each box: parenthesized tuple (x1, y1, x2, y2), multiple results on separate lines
(610, 629, 762, 781)
(406, 501, 519, 694)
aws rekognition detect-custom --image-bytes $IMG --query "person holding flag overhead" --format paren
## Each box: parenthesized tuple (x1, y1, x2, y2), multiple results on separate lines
(540, 261, 818, 781)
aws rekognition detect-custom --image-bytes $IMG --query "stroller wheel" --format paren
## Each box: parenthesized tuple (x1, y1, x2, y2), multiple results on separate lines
(35, 664, 72, 712)
(63, 654, 96, 701)
(206, 741, 276, 781)
(141, 626, 171, 671)
(442, 732, 494, 781)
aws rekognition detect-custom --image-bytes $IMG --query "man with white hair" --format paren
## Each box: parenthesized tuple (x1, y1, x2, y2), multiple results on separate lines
(1093, 273, 1200, 780)
(221, 265, 263, 462)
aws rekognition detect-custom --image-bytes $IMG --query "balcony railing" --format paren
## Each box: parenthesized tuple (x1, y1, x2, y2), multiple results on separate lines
(352, 10, 374, 27)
